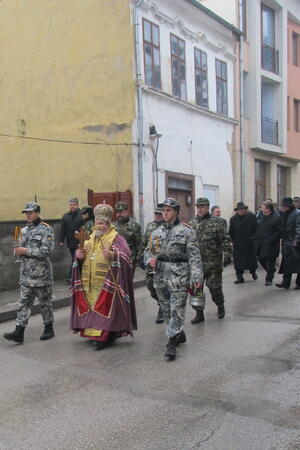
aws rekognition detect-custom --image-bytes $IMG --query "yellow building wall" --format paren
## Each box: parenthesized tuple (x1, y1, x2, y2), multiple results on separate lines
(0, 0, 135, 220)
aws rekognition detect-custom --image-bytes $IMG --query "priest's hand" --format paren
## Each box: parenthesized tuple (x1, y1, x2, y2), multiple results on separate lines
(148, 257, 158, 268)
(76, 249, 85, 260)
(103, 248, 115, 260)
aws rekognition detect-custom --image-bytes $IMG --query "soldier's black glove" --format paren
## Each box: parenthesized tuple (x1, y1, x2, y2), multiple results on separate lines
(223, 257, 232, 267)
(139, 256, 145, 270)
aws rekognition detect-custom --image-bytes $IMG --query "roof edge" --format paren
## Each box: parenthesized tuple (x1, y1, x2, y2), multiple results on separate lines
(184, 0, 242, 37)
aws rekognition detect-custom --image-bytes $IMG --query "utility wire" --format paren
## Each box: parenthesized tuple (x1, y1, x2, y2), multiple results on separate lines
(0, 132, 139, 147)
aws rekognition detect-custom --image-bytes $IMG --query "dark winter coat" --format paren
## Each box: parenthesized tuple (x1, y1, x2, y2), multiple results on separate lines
(255, 212, 282, 258)
(58, 210, 83, 249)
(279, 208, 300, 274)
(229, 211, 257, 271)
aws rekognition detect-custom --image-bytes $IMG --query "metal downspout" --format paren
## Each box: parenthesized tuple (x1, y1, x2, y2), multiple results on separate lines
(239, 0, 245, 202)
(133, 0, 145, 230)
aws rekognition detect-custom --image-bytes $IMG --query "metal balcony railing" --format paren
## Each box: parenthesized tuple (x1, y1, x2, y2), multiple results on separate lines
(261, 44, 279, 74)
(261, 116, 278, 145)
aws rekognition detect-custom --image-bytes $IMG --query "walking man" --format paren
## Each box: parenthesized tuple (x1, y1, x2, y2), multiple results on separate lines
(276, 197, 300, 290)
(145, 198, 203, 361)
(4, 203, 55, 344)
(59, 198, 83, 282)
(113, 201, 142, 274)
(139, 206, 164, 323)
(229, 202, 258, 283)
(192, 198, 232, 323)
(211, 205, 227, 229)
(255, 201, 282, 286)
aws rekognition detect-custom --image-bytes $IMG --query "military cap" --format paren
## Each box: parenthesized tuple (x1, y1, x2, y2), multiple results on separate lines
(154, 206, 163, 214)
(22, 202, 41, 213)
(115, 201, 128, 211)
(158, 198, 180, 210)
(195, 197, 210, 206)
(281, 197, 293, 208)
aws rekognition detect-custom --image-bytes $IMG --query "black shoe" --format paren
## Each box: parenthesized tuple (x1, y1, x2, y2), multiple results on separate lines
(218, 304, 225, 319)
(295, 285, 300, 290)
(251, 272, 258, 280)
(265, 281, 272, 286)
(176, 331, 186, 347)
(164, 336, 177, 360)
(275, 283, 290, 290)
(40, 323, 54, 341)
(234, 278, 245, 284)
(191, 309, 205, 324)
(3, 325, 25, 343)
(155, 306, 164, 324)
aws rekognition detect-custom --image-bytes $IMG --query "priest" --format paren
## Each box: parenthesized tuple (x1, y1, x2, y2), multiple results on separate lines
(70, 203, 137, 349)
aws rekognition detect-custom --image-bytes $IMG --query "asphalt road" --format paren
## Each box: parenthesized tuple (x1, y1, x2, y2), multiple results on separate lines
(0, 268, 299, 450)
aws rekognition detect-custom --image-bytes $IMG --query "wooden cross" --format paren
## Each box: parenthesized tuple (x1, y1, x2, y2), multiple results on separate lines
(77, 227, 90, 250)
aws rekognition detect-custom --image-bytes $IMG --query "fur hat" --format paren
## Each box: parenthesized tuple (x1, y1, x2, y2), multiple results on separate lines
(94, 203, 114, 223)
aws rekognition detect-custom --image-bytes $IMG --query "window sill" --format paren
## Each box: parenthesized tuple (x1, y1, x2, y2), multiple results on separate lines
(141, 85, 238, 125)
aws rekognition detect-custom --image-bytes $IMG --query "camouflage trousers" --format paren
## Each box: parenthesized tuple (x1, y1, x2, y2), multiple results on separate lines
(203, 270, 224, 307)
(16, 285, 54, 328)
(155, 284, 187, 338)
(145, 273, 159, 303)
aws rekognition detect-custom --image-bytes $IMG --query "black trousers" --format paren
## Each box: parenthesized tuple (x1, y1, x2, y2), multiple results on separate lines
(258, 256, 276, 282)
(282, 273, 300, 288)
(236, 269, 256, 280)
(69, 248, 76, 280)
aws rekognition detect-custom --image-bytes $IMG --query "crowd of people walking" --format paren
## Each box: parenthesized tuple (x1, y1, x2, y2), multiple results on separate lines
(3, 194, 300, 362)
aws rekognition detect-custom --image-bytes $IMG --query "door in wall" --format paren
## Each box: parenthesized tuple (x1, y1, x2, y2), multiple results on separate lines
(203, 185, 218, 209)
(166, 173, 194, 223)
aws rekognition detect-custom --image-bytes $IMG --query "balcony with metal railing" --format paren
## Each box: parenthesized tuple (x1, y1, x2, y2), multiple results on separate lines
(261, 116, 278, 145)
(261, 44, 279, 75)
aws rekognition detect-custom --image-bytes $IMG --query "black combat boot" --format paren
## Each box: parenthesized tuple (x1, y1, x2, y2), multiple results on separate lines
(3, 325, 25, 343)
(164, 336, 177, 360)
(218, 304, 225, 319)
(176, 330, 186, 346)
(155, 306, 164, 324)
(40, 323, 54, 341)
(251, 271, 258, 280)
(191, 309, 205, 324)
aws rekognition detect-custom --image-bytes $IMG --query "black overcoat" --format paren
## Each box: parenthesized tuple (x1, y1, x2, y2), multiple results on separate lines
(279, 208, 300, 274)
(229, 211, 257, 271)
(255, 212, 282, 258)
(58, 210, 83, 249)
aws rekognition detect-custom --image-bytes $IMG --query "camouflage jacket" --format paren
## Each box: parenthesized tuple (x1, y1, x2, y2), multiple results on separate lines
(138, 220, 163, 274)
(195, 215, 232, 272)
(113, 217, 142, 264)
(19, 220, 54, 287)
(144, 219, 203, 286)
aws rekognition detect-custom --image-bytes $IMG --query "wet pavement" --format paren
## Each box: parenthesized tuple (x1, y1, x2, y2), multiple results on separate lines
(0, 267, 299, 450)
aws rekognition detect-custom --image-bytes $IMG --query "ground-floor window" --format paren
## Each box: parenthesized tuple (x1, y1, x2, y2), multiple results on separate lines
(255, 159, 267, 210)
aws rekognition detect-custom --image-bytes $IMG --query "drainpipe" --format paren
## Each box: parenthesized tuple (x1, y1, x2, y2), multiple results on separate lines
(239, 0, 245, 202)
(133, 0, 145, 230)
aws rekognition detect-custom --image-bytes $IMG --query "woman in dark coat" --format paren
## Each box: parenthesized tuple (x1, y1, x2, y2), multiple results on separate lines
(229, 202, 258, 283)
(255, 201, 282, 286)
(276, 197, 300, 290)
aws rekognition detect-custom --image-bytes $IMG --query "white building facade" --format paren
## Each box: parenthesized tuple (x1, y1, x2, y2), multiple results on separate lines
(132, 0, 241, 227)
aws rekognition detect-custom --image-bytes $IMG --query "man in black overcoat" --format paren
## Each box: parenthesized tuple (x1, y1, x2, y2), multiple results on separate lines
(276, 197, 300, 290)
(229, 202, 257, 284)
(255, 201, 282, 286)
(59, 198, 83, 282)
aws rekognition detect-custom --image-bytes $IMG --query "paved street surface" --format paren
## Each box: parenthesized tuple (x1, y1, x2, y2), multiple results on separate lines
(0, 267, 299, 450)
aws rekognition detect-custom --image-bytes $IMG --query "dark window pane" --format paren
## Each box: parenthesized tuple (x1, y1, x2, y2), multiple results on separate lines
(171, 36, 178, 55)
(221, 63, 227, 80)
(179, 40, 185, 59)
(145, 44, 152, 66)
(145, 65, 153, 86)
(195, 49, 200, 67)
(152, 25, 159, 47)
(144, 20, 151, 42)
(202, 52, 207, 70)
(216, 60, 221, 78)
(153, 47, 160, 67)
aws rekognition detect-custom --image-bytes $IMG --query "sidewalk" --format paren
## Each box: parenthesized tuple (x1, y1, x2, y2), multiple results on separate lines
(0, 268, 146, 323)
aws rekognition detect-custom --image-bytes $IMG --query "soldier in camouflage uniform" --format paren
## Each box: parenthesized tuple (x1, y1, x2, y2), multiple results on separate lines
(138, 206, 164, 323)
(145, 198, 203, 361)
(4, 203, 55, 344)
(190, 198, 232, 323)
(113, 201, 142, 274)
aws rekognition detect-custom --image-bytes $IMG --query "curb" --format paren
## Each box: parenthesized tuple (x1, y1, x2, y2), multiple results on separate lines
(0, 279, 146, 324)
